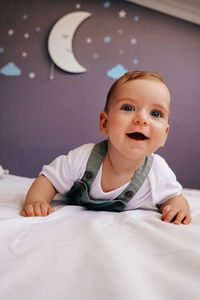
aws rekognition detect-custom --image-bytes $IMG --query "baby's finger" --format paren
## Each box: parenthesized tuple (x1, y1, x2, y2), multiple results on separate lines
(20, 209, 27, 217)
(183, 214, 192, 225)
(173, 210, 185, 225)
(47, 206, 55, 215)
(162, 207, 179, 223)
(34, 202, 43, 216)
(161, 205, 171, 219)
(24, 204, 35, 217)
(40, 202, 49, 216)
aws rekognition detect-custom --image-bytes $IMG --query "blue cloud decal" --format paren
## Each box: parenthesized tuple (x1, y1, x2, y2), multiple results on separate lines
(0, 62, 21, 76)
(107, 64, 127, 79)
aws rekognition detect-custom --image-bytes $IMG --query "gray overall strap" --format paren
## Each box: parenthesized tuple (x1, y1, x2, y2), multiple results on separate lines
(82, 140, 107, 184)
(116, 154, 154, 203)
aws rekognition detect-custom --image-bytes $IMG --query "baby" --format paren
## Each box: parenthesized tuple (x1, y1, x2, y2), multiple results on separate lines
(21, 71, 191, 225)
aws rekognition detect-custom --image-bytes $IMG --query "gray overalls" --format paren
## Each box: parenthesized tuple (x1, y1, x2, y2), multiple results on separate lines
(64, 140, 154, 212)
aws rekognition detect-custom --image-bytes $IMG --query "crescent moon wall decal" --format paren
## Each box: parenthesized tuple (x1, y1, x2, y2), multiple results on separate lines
(48, 11, 92, 73)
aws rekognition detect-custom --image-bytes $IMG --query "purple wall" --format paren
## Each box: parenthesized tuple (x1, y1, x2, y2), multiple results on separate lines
(0, 0, 200, 189)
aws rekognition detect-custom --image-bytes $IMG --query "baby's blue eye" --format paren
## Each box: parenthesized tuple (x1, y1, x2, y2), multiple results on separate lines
(121, 105, 134, 112)
(151, 110, 161, 118)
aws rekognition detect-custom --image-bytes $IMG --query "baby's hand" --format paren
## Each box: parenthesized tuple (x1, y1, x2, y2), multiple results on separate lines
(20, 201, 55, 217)
(159, 195, 191, 225)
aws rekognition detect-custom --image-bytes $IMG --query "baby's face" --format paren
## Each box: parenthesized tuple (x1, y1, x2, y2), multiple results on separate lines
(99, 78, 170, 161)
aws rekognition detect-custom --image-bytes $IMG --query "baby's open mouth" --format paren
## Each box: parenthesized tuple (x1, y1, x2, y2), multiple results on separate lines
(127, 132, 148, 141)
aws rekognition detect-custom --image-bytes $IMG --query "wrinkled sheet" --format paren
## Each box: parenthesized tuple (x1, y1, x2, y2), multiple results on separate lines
(0, 174, 200, 300)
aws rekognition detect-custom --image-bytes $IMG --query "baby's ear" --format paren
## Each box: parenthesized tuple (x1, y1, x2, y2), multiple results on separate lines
(99, 111, 108, 135)
(161, 124, 170, 147)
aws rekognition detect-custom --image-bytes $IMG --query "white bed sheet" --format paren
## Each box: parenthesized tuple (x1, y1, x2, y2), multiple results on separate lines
(0, 174, 200, 300)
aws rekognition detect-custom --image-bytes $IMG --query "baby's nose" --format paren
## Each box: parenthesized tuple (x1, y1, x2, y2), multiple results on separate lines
(133, 112, 149, 126)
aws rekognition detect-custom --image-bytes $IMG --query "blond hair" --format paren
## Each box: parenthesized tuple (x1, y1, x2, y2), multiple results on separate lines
(104, 70, 168, 112)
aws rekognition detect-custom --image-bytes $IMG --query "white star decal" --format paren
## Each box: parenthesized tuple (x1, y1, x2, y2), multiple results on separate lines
(118, 10, 127, 18)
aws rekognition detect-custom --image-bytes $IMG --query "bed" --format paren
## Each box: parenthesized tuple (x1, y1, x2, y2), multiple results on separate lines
(1, 173, 200, 300)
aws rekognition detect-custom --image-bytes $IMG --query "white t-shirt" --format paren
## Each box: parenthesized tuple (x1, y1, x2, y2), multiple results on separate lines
(40, 143, 182, 210)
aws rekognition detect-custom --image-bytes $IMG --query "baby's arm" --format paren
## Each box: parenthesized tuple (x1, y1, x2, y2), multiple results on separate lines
(20, 175, 57, 217)
(158, 195, 191, 225)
